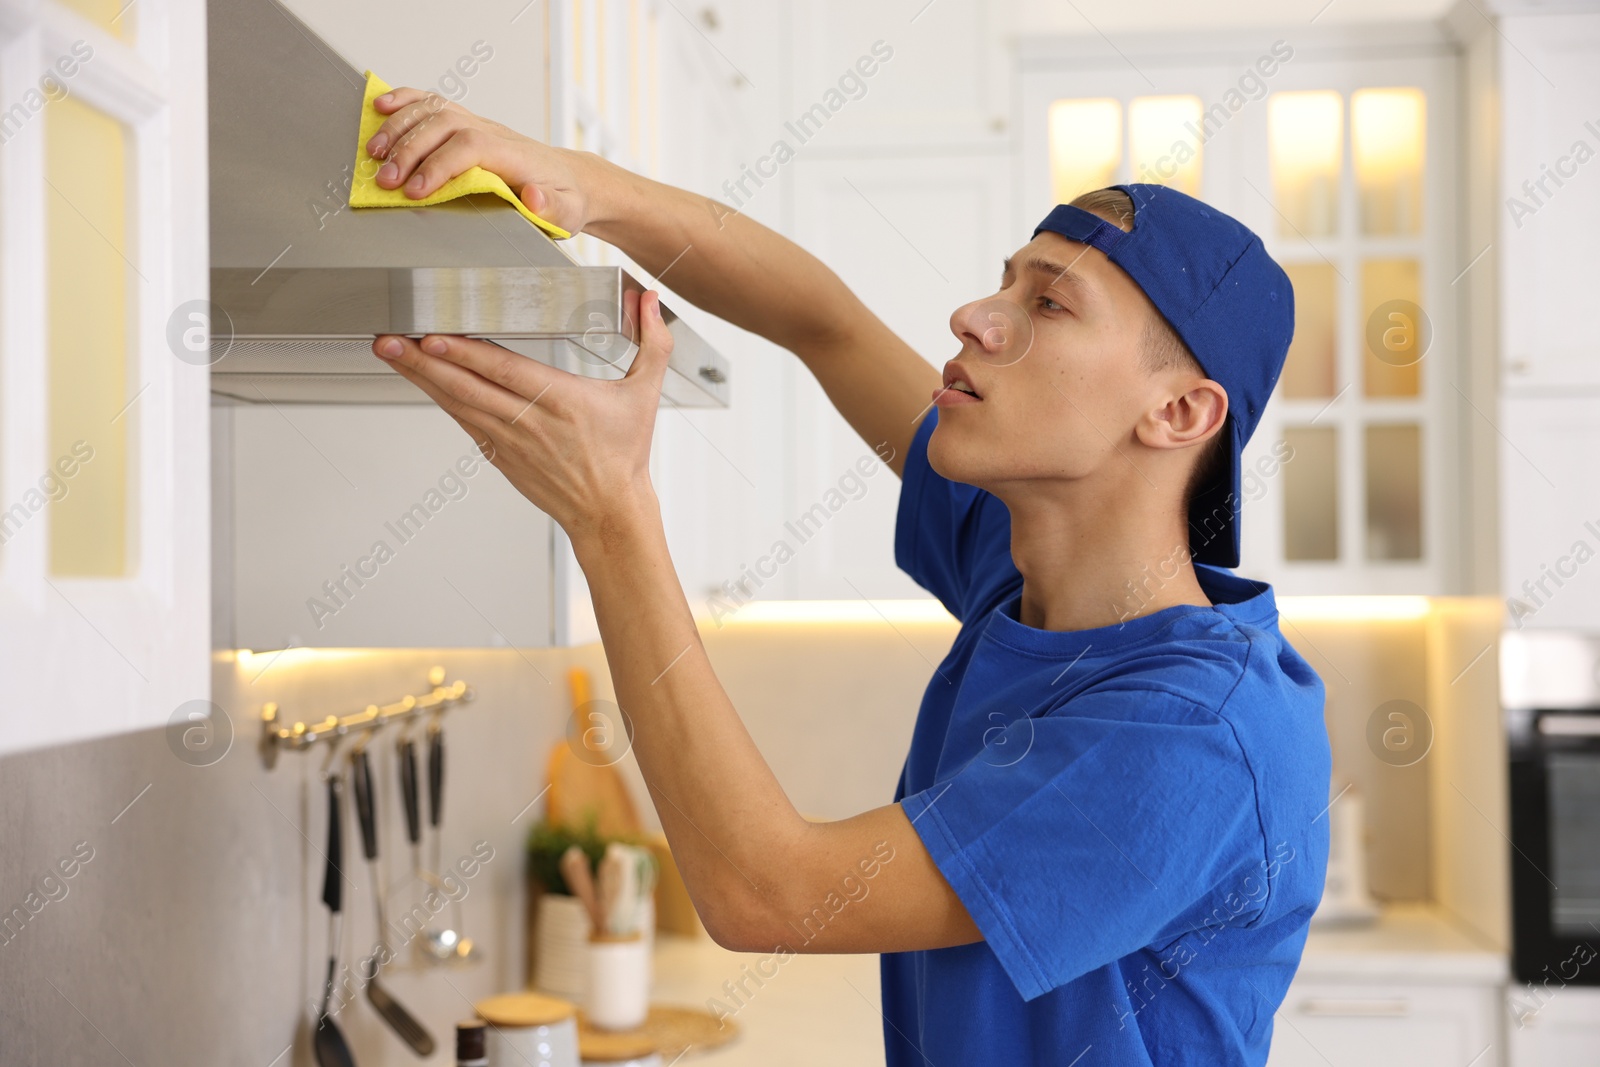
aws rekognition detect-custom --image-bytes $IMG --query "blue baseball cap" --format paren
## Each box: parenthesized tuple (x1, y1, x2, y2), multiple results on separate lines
(1031, 183, 1294, 569)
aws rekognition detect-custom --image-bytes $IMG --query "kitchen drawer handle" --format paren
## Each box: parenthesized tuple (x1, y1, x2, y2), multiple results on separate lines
(1538, 714, 1600, 737)
(1297, 998, 1411, 1017)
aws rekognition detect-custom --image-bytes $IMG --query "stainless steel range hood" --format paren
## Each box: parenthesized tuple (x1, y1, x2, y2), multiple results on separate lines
(206, 0, 728, 406)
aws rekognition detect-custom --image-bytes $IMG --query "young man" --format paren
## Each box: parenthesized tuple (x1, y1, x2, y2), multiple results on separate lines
(364, 89, 1331, 1065)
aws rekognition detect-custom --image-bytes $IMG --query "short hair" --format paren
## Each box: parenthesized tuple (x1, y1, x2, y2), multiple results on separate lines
(1068, 187, 1227, 512)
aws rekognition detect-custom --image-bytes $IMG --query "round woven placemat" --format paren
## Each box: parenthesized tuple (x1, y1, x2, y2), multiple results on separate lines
(577, 1004, 738, 1060)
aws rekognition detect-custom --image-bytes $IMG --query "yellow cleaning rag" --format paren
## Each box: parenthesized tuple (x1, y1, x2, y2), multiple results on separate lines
(349, 70, 570, 240)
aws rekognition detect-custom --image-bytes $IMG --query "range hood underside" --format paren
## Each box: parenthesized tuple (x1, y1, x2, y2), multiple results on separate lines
(208, 265, 729, 406)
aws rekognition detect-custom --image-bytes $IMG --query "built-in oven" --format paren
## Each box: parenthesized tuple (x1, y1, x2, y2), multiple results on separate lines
(1505, 630, 1600, 986)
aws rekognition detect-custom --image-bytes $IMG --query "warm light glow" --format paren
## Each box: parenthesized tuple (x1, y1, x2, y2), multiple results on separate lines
(1048, 98, 1122, 203)
(698, 599, 958, 627)
(1352, 87, 1425, 235)
(1278, 596, 1431, 622)
(1361, 257, 1423, 397)
(223, 647, 383, 671)
(1129, 96, 1203, 195)
(1268, 90, 1343, 238)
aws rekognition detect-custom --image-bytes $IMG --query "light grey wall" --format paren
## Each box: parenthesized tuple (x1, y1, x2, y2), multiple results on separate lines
(1, 648, 569, 1067)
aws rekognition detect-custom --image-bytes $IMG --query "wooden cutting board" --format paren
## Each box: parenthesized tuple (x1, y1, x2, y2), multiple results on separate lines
(546, 666, 641, 838)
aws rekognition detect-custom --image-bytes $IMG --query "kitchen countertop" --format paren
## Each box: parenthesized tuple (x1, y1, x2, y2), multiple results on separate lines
(649, 934, 886, 1067)
(1296, 902, 1509, 984)
(644, 905, 1508, 1064)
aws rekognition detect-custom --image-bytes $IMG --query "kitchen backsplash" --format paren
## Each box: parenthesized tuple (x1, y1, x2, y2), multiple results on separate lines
(0, 598, 1501, 1063)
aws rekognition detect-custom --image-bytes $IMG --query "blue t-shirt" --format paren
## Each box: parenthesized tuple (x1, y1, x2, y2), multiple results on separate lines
(881, 409, 1332, 1066)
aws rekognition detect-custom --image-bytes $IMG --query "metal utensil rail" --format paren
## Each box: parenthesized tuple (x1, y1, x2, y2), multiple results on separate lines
(259, 666, 474, 766)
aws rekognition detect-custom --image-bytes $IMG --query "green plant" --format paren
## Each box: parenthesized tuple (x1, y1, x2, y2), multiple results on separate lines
(525, 812, 646, 894)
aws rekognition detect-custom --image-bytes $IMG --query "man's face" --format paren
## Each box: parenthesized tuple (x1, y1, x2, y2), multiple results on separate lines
(927, 231, 1177, 496)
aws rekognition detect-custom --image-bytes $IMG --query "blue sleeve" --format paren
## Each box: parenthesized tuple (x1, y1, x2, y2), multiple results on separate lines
(900, 691, 1268, 1001)
(894, 409, 1013, 622)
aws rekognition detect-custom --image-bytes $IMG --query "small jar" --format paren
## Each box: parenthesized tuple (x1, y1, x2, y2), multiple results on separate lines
(456, 1019, 489, 1066)
(475, 991, 580, 1067)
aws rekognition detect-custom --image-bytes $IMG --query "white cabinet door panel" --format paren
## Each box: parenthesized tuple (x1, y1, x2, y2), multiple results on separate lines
(1498, 394, 1600, 632)
(786, 0, 1011, 150)
(1507, 985, 1600, 1067)
(789, 151, 1013, 601)
(1499, 14, 1600, 391)
(1268, 980, 1500, 1067)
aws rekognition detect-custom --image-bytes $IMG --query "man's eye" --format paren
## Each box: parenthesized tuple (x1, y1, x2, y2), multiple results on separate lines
(1037, 295, 1064, 312)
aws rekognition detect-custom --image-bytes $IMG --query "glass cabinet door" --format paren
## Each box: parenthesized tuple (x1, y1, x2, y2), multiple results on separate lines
(0, 0, 211, 754)
(1261, 78, 1443, 592)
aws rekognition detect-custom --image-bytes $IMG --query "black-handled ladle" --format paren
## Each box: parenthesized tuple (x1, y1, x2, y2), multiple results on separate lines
(351, 745, 435, 1056)
(313, 774, 356, 1067)
(417, 721, 478, 963)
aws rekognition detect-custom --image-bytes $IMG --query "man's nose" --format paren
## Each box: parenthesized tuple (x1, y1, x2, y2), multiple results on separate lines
(950, 297, 1033, 367)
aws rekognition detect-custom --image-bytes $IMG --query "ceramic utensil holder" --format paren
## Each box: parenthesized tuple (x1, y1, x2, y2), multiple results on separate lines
(585, 932, 651, 1031)
(536, 892, 593, 997)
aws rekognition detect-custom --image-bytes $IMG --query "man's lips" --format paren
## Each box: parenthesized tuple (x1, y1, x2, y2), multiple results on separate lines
(938, 361, 982, 405)
(932, 385, 981, 406)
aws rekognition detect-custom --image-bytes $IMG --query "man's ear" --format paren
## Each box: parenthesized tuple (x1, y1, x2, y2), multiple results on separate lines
(1137, 379, 1228, 451)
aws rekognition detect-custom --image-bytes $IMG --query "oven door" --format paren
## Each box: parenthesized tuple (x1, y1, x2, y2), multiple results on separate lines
(1509, 708, 1600, 985)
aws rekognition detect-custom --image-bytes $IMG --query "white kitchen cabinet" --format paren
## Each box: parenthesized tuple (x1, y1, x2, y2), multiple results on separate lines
(525, 0, 1016, 607)
(1480, 6, 1600, 632)
(1496, 12, 1600, 392)
(783, 0, 1013, 151)
(1497, 395, 1600, 632)
(1507, 985, 1600, 1066)
(0, 0, 211, 755)
(610, 0, 798, 613)
(642, 0, 1019, 606)
(772, 0, 1017, 601)
(1268, 979, 1501, 1067)
(787, 150, 1014, 600)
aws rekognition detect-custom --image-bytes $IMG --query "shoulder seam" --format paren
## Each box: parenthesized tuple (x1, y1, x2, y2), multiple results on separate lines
(1211, 625, 1275, 930)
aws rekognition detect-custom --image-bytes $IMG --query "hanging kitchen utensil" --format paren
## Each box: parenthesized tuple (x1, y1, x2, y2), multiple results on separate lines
(313, 773, 357, 1067)
(351, 744, 436, 1056)
(427, 720, 444, 874)
(419, 719, 479, 963)
(398, 734, 423, 875)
